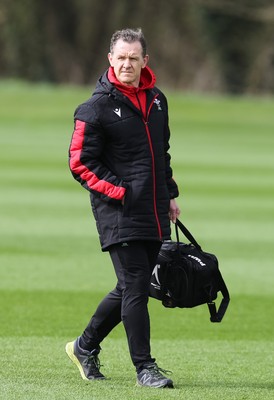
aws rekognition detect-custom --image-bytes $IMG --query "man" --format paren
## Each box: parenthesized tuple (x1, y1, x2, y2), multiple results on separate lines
(66, 28, 180, 388)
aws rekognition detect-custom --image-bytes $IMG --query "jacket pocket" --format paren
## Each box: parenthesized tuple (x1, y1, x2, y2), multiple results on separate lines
(122, 184, 132, 217)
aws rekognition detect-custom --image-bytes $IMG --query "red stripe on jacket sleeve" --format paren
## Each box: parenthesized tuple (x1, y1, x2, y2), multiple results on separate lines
(69, 120, 126, 200)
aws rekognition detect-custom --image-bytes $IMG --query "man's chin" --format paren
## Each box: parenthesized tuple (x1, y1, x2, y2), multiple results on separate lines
(119, 79, 135, 86)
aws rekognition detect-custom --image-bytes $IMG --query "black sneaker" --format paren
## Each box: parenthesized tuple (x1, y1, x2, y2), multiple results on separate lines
(137, 363, 174, 388)
(65, 337, 105, 380)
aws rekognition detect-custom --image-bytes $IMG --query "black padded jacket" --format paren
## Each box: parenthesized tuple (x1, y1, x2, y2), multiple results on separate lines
(69, 69, 179, 251)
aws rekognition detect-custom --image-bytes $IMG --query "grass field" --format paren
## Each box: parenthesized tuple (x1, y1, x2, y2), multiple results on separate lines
(0, 80, 273, 399)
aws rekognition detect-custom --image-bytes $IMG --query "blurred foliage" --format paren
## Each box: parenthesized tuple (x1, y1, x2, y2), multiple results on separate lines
(0, 0, 274, 94)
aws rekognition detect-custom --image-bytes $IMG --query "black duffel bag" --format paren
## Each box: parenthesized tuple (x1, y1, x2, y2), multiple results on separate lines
(150, 219, 230, 322)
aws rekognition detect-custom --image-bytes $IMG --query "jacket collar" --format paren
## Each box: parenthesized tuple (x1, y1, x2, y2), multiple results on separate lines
(107, 66, 156, 94)
(96, 67, 156, 97)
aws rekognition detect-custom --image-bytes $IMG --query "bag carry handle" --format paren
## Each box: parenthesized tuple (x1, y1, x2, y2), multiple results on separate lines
(175, 218, 230, 323)
(175, 218, 202, 251)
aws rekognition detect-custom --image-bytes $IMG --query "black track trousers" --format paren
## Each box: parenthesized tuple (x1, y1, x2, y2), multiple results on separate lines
(80, 240, 162, 371)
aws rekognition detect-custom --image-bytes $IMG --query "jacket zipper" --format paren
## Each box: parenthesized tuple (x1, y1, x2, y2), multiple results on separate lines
(143, 94, 162, 240)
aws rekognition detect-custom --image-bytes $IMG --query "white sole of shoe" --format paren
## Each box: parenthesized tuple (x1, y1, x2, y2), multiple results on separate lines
(65, 341, 89, 381)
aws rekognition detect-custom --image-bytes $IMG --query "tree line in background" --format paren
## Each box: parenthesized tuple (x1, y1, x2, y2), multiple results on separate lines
(0, 0, 274, 94)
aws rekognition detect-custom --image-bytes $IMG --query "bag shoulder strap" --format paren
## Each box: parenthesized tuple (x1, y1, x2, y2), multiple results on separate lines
(208, 270, 230, 322)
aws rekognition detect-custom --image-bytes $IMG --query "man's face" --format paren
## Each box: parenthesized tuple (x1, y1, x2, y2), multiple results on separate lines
(108, 39, 148, 87)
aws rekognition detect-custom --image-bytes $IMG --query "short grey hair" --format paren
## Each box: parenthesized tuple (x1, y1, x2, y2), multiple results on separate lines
(110, 28, 147, 57)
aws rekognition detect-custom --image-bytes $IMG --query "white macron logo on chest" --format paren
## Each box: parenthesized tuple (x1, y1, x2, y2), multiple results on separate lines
(113, 108, 121, 117)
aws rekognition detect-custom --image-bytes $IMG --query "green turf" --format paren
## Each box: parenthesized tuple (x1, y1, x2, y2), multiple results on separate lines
(0, 80, 273, 399)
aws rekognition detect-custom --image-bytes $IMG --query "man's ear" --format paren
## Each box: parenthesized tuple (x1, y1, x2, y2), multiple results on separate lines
(142, 54, 149, 68)
(108, 52, 113, 66)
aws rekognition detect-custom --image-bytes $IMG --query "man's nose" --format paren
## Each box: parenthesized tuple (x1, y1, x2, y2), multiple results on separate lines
(123, 58, 131, 68)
